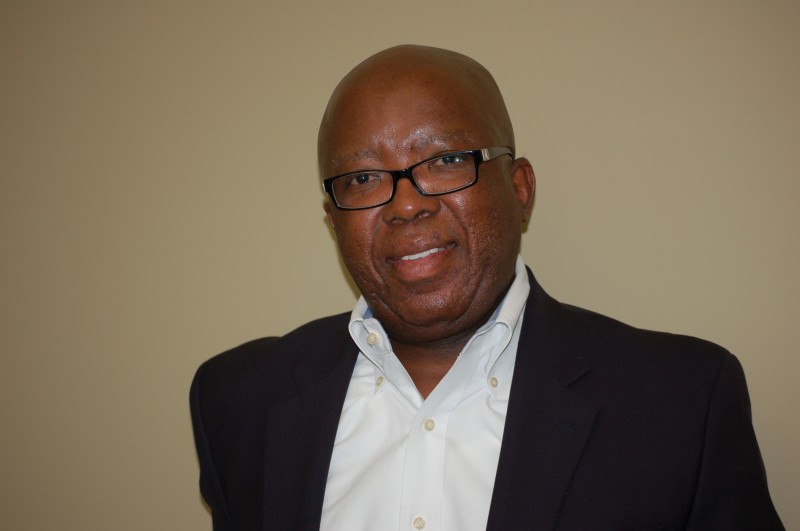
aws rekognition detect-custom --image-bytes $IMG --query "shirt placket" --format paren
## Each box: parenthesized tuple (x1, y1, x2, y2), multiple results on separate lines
(397, 344, 483, 531)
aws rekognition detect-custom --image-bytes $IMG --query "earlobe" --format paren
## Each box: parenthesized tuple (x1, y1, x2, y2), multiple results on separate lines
(511, 158, 536, 222)
(324, 203, 336, 229)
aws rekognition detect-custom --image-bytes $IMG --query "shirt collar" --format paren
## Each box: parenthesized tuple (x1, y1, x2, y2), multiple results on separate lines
(348, 256, 530, 374)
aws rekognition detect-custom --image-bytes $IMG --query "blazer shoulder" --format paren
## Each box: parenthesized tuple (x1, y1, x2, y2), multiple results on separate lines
(191, 311, 352, 408)
(560, 302, 730, 359)
(523, 274, 733, 390)
(551, 302, 736, 394)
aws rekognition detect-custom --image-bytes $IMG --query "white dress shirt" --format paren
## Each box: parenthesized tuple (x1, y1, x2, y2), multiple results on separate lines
(320, 257, 530, 531)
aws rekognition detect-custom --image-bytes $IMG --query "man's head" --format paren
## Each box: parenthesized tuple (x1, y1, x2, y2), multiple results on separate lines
(319, 45, 535, 350)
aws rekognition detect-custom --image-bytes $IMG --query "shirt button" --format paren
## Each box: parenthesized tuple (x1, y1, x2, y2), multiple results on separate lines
(413, 516, 426, 529)
(423, 418, 435, 431)
(366, 332, 378, 345)
(489, 376, 499, 388)
(376, 375, 385, 387)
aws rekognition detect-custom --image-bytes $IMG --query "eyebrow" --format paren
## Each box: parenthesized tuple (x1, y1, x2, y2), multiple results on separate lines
(330, 149, 380, 169)
(329, 130, 475, 172)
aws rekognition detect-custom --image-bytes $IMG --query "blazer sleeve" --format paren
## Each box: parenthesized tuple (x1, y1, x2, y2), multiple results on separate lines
(190, 363, 234, 531)
(685, 353, 783, 529)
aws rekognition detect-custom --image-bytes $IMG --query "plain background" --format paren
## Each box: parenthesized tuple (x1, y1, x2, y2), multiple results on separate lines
(1, 1, 797, 529)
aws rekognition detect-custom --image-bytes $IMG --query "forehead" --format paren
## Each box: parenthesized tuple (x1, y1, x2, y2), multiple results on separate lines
(321, 71, 498, 172)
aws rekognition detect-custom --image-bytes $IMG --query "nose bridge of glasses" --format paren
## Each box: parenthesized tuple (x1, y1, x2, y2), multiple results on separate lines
(393, 166, 428, 195)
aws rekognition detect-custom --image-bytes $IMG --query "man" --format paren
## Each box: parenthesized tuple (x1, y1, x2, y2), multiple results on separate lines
(191, 45, 782, 530)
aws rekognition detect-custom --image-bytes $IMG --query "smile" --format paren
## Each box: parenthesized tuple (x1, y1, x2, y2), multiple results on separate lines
(399, 246, 447, 262)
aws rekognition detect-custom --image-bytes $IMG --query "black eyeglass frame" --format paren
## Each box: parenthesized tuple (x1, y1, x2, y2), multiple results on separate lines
(322, 146, 514, 210)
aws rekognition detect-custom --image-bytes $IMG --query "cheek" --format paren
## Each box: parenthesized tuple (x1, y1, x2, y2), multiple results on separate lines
(451, 192, 505, 241)
(334, 220, 367, 260)
(332, 213, 381, 281)
(458, 191, 520, 266)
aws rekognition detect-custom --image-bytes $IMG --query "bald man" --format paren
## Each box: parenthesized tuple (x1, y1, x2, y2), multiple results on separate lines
(191, 46, 782, 530)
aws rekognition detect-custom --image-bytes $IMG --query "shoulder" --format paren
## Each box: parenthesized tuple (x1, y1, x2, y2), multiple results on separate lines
(561, 302, 729, 362)
(525, 270, 731, 380)
(560, 303, 727, 357)
(553, 302, 738, 405)
(191, 312, 352, 409)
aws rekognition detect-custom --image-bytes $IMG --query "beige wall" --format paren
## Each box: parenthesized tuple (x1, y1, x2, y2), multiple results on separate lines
(1, 1, 797, 529)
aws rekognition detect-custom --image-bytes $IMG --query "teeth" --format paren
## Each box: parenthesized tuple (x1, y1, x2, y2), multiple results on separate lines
(400, 247, 445, 261)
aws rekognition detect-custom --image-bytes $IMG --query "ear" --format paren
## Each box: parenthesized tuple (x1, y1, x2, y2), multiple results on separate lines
(324, 201, 336, 229)
(510, 157, 536, 222)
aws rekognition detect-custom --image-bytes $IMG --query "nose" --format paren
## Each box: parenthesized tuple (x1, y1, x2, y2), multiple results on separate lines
(380, 176, 440, 224)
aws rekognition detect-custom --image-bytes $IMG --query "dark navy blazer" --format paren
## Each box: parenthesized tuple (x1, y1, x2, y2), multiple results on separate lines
(191, 269, 782, 530)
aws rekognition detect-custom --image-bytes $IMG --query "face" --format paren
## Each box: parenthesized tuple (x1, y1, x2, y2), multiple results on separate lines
(321, 62, 534, 348)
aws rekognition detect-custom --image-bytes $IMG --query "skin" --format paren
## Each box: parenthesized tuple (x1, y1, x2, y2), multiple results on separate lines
(319, 45, 535, 397)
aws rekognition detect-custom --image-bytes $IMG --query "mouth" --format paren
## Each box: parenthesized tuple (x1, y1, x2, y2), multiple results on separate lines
(384, 242, 457, 285)
(388, 242, 456, 264)
(399, 246, 448, 262)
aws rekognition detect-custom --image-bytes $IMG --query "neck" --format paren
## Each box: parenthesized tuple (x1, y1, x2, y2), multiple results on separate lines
(391, 334, 468, 399)
(379, 266, 519, 398)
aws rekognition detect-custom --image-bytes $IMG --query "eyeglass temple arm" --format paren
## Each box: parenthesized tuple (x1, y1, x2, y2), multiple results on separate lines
(481, 147, 513, 161)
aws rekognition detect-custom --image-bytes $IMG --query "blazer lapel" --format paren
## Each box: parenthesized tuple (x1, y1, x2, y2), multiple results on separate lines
(487, 272, 598, 530)
(261, 331, 358, 530)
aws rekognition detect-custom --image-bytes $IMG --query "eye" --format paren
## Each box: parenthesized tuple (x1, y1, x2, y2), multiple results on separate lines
(345, 172, 382, 188)
(429, 153, 471, 170)
(426, 153, 474, 175)
(439, 154, 467, 165)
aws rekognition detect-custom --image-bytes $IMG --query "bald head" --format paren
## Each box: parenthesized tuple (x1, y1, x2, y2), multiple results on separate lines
(318, 45, 515, 176)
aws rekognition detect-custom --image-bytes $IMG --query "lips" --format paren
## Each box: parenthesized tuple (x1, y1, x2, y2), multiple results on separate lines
(399, 246, 447, 261)
(383, 241, 457, 286)
(387, 242, 455, 263)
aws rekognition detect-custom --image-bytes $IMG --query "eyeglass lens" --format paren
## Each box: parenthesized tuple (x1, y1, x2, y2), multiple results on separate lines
(332, 152, 477, 208)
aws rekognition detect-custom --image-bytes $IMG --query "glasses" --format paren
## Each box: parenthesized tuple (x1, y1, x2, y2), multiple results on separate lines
(322, 146, 513, 210)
